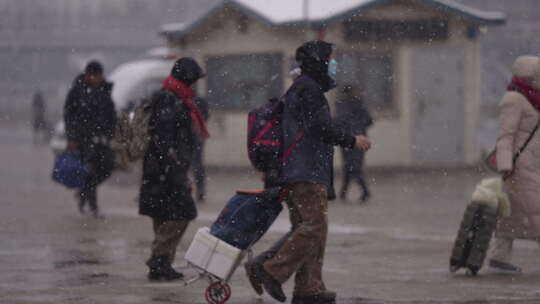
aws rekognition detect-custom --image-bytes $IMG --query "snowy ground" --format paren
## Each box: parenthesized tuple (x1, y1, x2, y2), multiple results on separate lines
(1, 125, 540, 304)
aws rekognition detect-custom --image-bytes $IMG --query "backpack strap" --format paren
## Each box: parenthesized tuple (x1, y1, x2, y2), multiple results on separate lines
(282, 129, 304, 162)
(252, 120, 281, 147)
(513, 118, 540, 165)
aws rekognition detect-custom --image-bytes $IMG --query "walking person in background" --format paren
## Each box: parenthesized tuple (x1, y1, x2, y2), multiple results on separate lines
(245, 41, 371, 304)
(63, 61, 117, 218)
(490, 55, 540, 273)
(31, 90, 49, 145)
(139, 57, 208, 281)
(192, 96, 209, 202)
(335, 84, 373, 202)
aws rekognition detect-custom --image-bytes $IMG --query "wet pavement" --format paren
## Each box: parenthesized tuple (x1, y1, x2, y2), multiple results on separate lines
(1, 125, 540, 304)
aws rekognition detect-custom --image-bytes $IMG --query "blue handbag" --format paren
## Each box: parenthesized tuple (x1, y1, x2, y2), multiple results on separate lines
(210, 188, 283, 249)
(52, 151, 89, 189)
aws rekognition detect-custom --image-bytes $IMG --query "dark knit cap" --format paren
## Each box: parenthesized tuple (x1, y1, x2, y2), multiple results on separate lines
(171, 57, 205, 86)
(85, 60, 104, 74)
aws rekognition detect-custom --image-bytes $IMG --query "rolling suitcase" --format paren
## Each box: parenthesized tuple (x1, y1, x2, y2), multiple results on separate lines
(449, 201, 498, 276)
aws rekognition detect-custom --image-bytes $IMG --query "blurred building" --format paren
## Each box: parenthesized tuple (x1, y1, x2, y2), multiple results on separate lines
(0, 0, 216, 122)
(160, 0, 505, 167)
(454, 0, 540, 156)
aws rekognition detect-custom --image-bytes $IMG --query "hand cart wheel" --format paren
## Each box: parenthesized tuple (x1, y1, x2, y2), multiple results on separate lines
(205, 281, 231, 304)
(222, 282, 231, 298)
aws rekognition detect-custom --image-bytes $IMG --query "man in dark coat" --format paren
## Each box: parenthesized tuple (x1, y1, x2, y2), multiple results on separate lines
(64, 61, 117, 217)
(335, 85, 374, 202)
(245, 41, 371, 304)
(139, 57, 207, 281)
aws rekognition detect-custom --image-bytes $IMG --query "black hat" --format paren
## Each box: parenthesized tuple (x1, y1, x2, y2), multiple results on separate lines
(171, 57, 205, 86)
(85, 60, 104, 74)
(295, 40, 334, 64)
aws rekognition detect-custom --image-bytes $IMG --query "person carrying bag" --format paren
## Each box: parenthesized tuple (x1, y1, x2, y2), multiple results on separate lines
(487, 55, 540, 273)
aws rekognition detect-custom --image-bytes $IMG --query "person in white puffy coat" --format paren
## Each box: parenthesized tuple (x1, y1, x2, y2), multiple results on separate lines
(491, 55, 540, 272)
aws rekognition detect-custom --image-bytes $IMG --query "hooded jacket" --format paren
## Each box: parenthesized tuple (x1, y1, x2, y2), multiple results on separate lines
(279, 41, 357, 187)
(280, 73, 356, 187)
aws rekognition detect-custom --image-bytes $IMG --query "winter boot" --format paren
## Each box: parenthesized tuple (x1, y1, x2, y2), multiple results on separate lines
(245, 233, 292, 296)
(147, 256, 184, 281)
(165, 264, 184, 279)
(292, 291, 337, 304)
(248, 261, 286, 302)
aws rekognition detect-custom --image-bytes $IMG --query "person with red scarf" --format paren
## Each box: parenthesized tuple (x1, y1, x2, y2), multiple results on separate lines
(491, 55, 540, 273)
(139, 57, 208, 281)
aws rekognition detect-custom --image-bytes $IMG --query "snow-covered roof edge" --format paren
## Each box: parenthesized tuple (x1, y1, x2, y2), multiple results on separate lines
(414, 0, 505, 24)
(160, 0, 505, 40)
(321, 0, 505, 26)
(160, 0, 282, 41)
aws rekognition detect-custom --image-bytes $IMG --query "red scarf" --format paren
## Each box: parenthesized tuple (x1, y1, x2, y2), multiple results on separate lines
(508, 77, 540, 112)
(163, 75, 210, 140)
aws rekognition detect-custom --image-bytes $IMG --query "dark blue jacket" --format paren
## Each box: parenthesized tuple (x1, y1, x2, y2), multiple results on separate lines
(280, 75, 356, 187)
(64, 75, 117, 143)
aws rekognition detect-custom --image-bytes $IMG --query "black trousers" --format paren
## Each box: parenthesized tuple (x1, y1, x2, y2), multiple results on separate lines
(340, 147, 369, 197)
(79, 183, 97, 212)
(79, 143, 114, 212)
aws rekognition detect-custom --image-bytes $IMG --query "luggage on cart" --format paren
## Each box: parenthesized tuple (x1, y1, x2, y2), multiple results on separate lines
(449, 201, 498, 276)
(210, 187, 283, 249)
(185, 227, 241, 304)
(184, 188, 284, 304)
(186, 227, 244, 281)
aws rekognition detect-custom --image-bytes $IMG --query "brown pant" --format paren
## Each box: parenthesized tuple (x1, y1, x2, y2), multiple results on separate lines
(150, 218, 190, 265)
(263, 183, 328, 296)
